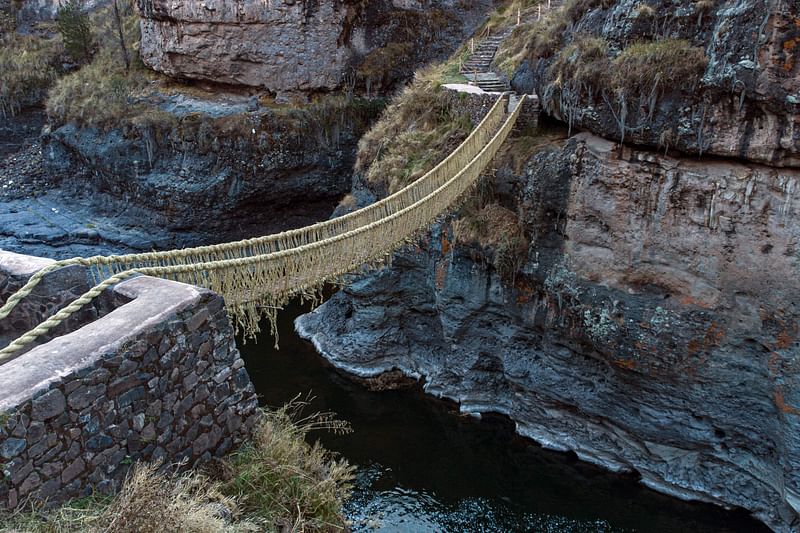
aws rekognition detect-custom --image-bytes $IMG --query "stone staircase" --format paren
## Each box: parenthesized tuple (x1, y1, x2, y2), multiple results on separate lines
(460, 2, 564, 93)
(460, 33, 510, 93)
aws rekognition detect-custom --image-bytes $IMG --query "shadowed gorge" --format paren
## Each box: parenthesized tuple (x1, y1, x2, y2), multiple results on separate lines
(0, 0, 797, 531)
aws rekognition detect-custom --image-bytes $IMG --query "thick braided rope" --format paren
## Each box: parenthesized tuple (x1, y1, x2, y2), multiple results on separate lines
(0, 96, 523, 360)
(0, 96, 508, 322)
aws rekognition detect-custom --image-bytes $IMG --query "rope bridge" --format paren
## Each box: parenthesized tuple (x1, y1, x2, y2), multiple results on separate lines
(0, 94, 525, 360)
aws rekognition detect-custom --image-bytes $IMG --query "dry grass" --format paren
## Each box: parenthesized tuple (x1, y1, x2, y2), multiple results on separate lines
(0, 33, 62, 117)
(221, 400, 354, 532)
(46, 48, 145, 127)
(96, 464, 246, 533)
(505, 0, 614, 67)
(455, 202, 529, 282)
(352, 7, 457, 95)
(0, 464, 249, 533)
(45, 0, 152, 128)
(609, 39, 707, 96)
(0, 403, 354, 533)
(495, 19, 540, 76)
(693, 0, 715, 13)
(356, 64, 471, 195)
(550, 35, 610, 91)
(549, 36, 706, 98)
(482, 0, 542, 36)
(0, 9, 14, 34)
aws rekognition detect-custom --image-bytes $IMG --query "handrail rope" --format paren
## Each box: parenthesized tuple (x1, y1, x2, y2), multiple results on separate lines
(0, 95, 524, 360)
(0, 96, 509, 322)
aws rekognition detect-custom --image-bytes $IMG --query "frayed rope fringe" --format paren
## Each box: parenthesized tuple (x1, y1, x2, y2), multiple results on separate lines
(0, 95, 524, 360)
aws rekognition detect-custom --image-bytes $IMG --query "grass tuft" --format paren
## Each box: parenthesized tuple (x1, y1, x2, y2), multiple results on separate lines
(455, 202, 529, 282)
(221, 399, 354, 531)
(609, 39, 707, 96)
(0, 402, 353, 533)
(355, 64, 472, 195)
(96, 463, 241, 533)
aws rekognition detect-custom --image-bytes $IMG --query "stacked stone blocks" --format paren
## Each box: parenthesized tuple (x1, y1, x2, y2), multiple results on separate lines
(0, 252, 260, 510)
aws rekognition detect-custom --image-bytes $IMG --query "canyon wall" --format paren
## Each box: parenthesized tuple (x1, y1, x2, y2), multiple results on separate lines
(136, 0, 495, 97)
(512, 0, 799, 167)
(298, 131, 800, 531)
(297, 2, 800, 529)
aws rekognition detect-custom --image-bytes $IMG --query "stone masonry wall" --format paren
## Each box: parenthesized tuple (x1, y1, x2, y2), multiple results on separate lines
(0, 252, 100, 359)
(0, 253, 259, 510)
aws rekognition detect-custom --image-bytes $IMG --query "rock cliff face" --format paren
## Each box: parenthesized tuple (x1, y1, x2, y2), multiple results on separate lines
(297, 132, 800, 531)
(511, 0, 800, 167)
(37, 96, 383, 249)
(137, 0, 494, 98)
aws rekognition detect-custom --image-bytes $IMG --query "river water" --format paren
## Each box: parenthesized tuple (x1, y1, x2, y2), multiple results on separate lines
(239, 300, 769, 533)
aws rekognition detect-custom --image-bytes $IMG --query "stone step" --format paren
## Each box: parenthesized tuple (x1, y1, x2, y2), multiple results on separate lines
(463, 73, 503, 81)
(461, 67, 492, 74)
(462, 59, 494, 66)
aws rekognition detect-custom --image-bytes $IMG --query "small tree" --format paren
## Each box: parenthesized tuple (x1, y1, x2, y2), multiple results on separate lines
(111, 0, 130, 72)
(56, 0, 94, 64)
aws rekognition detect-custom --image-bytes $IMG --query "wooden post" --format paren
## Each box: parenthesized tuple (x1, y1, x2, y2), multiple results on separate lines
(548, 0, 551, 8)
(471, 38, 474, 53)
(538, 5, 541, 19)
(517, 8, 521, 26)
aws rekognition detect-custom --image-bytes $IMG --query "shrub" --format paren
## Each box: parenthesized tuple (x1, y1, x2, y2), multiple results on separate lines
(46, 0, 146, 128)
(0, 463, 247, 533)
(0, 33, 62, 117)
(95, 463, 240, 533)
(56, 0, 94, 64)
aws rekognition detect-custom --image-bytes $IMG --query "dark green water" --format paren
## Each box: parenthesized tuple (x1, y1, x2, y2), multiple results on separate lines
(239, 300, 770, 533)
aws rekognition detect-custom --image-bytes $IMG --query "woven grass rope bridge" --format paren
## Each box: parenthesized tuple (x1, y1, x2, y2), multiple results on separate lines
(0, 94, 525, 360)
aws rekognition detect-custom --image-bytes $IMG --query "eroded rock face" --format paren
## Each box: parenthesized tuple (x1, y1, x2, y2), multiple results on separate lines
(297, 133, 800, 531)
(137, 0, 494, 97)
(512, 0, 800, 167)
(40, 96, 384, 247)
